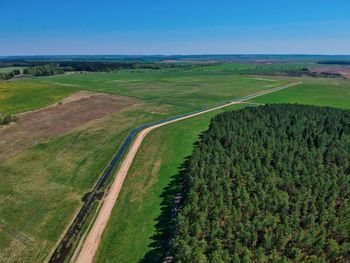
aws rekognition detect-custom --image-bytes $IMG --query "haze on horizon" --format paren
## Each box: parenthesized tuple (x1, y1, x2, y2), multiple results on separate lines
(1, 0, 350, 56)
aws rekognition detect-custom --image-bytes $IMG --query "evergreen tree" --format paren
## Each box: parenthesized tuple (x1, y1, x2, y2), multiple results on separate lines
(170, 104, 350, 263)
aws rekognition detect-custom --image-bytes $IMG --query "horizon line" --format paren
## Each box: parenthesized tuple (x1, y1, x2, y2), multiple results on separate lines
(1, 53, 350, 58)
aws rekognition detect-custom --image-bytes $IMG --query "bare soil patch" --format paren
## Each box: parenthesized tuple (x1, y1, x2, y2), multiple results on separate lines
(0, 92, 135, 160)
(60, 90, 101, 103)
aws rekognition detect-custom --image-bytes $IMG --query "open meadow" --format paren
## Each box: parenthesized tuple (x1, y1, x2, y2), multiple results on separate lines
(35, 70, 287, 109)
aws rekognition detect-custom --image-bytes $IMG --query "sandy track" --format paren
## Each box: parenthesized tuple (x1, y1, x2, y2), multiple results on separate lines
(75, 82, 301, 263)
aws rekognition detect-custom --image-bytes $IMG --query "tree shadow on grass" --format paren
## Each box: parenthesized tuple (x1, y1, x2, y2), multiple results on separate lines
(140, 156, 192, 263)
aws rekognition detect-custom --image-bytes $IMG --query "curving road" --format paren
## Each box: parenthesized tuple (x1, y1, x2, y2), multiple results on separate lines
(75, 82, 302, 263)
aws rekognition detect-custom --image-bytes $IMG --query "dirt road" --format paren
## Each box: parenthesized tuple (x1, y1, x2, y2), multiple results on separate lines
(74, 82, 301, 263)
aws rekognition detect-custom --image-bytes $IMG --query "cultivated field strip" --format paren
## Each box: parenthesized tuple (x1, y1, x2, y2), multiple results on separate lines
(73, 81, 301, 263)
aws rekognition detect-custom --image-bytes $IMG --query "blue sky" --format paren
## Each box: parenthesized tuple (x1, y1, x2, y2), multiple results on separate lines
(1, 0, 349, 55)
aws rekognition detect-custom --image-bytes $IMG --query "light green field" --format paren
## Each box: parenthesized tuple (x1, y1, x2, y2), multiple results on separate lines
(251, 77, 350, 109)
(0, 81, 78, 114)
(95, 75, 350, 262)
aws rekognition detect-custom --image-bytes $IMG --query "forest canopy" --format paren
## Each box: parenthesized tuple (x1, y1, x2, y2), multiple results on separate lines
(170, 104, 350, 263)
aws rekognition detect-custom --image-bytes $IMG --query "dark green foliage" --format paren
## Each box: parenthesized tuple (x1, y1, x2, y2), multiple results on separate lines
(0, 69, 21, 80)
(171, 104, 350, 262)
(319, 61, 350, 65)
(13, 69, 21, 75)
(57, 61, 189, 72)
(0, 71, 14, 80)
(0, 114, 18, 125)
(15, 61, 194, 76)
(23, 64, 64, 76)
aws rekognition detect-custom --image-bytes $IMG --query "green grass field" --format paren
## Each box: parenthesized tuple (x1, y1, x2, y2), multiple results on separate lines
(1, 71, 286, 115)
(0, 81, 78, 114)
(250, 77, 350, 109)
(36, 71, 286, 109)
(95, 75, 350, 262)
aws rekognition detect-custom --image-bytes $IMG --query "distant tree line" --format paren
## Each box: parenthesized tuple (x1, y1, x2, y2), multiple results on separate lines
(170, 104, 350, 262)
(1, 61, 197, 77)
(0, 69, 21, 80)
(23, 64, 64, 76)
(59, 61, 187, 71)
(319, 61, 350, 65)
(238, 66, 343, 78)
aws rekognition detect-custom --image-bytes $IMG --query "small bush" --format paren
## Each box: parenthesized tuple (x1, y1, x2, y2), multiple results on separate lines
(0, 114, 19, 125)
